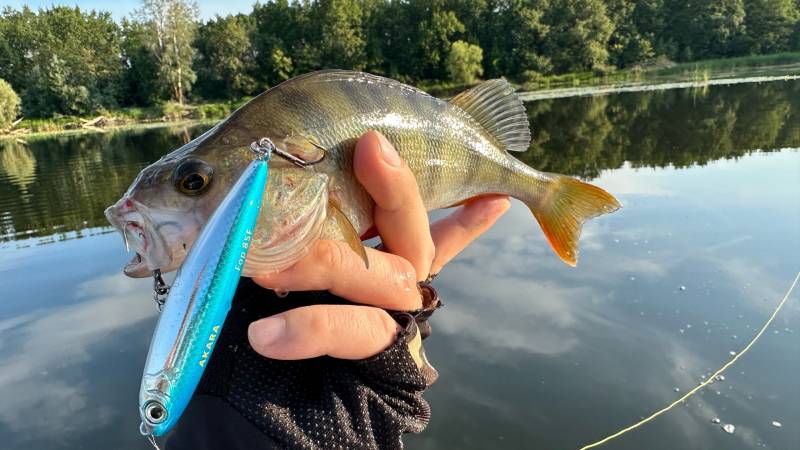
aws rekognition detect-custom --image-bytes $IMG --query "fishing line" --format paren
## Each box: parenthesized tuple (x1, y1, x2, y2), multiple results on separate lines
(579, 270, 800, 450)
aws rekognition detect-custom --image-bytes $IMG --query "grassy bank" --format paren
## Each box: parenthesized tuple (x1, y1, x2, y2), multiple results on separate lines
(4, 52, 800, 139)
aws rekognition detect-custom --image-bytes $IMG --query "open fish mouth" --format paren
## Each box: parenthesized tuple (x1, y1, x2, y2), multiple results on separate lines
(120, 214, 151, 277)
(125, 252, 147, 276)
(105, 204, 159, 278)
(123, 231, 148, 277)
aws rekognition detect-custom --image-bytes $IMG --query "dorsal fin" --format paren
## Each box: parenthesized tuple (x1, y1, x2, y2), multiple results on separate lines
(449, 79, 531, 152)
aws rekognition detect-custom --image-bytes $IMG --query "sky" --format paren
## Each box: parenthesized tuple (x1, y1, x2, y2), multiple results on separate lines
(2, 1, 257, 21)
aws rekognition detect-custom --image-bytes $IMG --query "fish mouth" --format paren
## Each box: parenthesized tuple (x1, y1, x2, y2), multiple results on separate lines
(121, 214, 151, 277)
(125, 252, 148, 277)
(105, 204, 166, 278)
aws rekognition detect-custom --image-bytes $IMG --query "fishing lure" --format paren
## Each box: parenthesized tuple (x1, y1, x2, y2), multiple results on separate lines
(138, 139, 275, 440)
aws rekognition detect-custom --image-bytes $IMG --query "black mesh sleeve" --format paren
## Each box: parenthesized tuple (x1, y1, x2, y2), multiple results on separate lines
(165, 278, 436, 450)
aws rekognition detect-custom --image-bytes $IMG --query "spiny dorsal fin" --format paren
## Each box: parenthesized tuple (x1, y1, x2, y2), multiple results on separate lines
(449, 79, 531, 152)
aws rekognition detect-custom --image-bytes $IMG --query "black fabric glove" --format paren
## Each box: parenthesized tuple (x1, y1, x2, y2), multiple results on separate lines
(166, 278, 438, 450)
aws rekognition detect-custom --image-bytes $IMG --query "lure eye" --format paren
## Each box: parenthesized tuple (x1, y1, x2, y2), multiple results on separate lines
(173, 159, 213, 195)
(143, 400, 167, 424)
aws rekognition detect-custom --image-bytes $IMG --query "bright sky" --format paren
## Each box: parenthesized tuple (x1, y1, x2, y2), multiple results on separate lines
(2, 1, 258, 21)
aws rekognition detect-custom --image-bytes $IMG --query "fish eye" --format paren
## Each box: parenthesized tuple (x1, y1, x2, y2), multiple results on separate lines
(173, 159, 213, 196)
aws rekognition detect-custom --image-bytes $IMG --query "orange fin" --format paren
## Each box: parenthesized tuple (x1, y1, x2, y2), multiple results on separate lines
(530, 176, 621, 266)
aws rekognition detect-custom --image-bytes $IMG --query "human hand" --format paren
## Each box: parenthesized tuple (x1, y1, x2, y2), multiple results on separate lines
(248, 130, 510, 360)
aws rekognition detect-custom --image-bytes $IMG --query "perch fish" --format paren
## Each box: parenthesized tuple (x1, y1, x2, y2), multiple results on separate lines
(105, 70, 621, 279)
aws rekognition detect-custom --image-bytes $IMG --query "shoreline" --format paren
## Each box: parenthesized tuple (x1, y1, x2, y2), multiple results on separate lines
(1, 119, 218, 142)
(3, 57, 800, 141)
(520, 73, 800, 101)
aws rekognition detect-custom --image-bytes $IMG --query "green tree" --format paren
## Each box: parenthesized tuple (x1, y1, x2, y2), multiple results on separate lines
(0, 6, 122, 116)
(360, 0, 415, 79)
(630, 0, 672, 58)
(120, 18, 163, 106)
(665, 0, 747, 60)
(270, 48, 294, 82)
(3, 0, 800, 117)
(446, 40, 484, 84)
(0, 7, 37, 103)
(478, 1, 550, 79)
(0, 78, 20, 128)
(315, 0, 367, 70)
(417, 7, 466, 79)
(794, 20, 800, 50)
(542, 0, 615, 72)
(606, 0, 655, 67)
(743, 0, 800, 53)
(251, 0, 311, 85)
(195, 14, 257, 99)
(137, 0, 199, 104)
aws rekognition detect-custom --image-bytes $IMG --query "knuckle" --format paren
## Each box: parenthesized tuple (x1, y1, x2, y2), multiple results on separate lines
(307, 306, 336, 337)
(384, 255, 422, 308)
(314, 241, 348, 270)
(349, 307, 397, 347)
(454, 208, 484, 233)
(401, 180, 424, 209)
(387, 253, 416, 279)
(408, 238, 435, 281)
(366, 308, 399, 341)
(421, 240, 436, 269)
(384, 174, 421, 212)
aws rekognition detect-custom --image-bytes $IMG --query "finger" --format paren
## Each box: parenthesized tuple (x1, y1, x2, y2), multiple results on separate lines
(429, 195, 510, 274)
(253, 240, 422, 310)
(353, 130, 434, 281)
(248, 305, 399, 360)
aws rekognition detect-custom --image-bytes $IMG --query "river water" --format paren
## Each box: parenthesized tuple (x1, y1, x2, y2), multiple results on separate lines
(1, 80, 798, 449)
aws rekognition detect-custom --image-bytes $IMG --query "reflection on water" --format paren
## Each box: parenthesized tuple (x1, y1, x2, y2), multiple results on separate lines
(520, 79, 800, 178)
(409, 151, 799, 450)
(0, 124, 212, 243)
(0, 81, 798, 450)
(0, 145, 37, 191)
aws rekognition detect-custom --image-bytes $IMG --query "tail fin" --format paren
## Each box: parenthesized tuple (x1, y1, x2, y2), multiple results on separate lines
(449, 79, 620, 266)
(528, 175, 621, 266)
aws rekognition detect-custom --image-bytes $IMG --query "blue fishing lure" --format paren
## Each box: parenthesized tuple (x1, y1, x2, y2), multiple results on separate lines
(138, 141, 271, 438)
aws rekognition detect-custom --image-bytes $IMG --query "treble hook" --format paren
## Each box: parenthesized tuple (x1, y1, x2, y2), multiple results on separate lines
(250, 137, 325, 167)
(152, 269, 169, 311)
(122, 224, 130, 252)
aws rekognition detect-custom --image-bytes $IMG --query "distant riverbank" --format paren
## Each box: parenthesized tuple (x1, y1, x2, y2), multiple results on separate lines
(516, 51, 800, 91)
(3, 52, 799, 140)
(1, 102, 244, 140)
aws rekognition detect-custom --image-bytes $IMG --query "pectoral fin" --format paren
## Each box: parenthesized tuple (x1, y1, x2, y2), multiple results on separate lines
(243, 169, 330, 276)
(328, 200, 369, 268)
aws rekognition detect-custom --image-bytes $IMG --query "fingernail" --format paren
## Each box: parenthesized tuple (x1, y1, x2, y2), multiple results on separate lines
(248, 316, 286, 347)
(376, 132, 401, 167)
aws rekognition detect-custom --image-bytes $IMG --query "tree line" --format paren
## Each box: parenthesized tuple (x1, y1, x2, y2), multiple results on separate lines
(0, 0, 799, 119)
